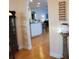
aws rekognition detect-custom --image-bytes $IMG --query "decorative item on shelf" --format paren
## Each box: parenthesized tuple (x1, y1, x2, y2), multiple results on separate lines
(59, 1, 66, 20)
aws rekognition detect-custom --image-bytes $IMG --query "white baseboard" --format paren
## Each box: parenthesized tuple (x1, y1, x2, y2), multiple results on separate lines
(23, 45, 32, 50)
(18, 45, 32, 50)
(18, 46, 23, 50)
(50, 51, 63, 58)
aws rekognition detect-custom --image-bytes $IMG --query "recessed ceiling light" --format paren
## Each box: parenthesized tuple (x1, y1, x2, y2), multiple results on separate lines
(37, 2, 40, 7)
(30, 0, 33, 2)
(38, 2, 40, 5)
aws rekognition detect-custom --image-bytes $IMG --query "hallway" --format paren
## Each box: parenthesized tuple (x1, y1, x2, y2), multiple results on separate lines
(15, 32, 57, 59)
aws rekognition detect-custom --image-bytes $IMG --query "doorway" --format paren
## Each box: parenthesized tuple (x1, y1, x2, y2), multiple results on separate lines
(29, 0, 50, 58)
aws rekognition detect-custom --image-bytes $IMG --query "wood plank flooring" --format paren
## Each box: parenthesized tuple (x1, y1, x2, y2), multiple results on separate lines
(15, 32, 57, 59)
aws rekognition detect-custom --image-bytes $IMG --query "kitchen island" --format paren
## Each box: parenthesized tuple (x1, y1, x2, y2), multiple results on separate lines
(30, 22, 42, 37)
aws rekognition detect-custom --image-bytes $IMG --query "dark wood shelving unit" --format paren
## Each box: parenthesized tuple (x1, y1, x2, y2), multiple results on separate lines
(9, 11, 18, 59)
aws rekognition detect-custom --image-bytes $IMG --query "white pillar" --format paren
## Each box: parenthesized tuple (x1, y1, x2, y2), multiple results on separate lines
(48, 0, 63, 58)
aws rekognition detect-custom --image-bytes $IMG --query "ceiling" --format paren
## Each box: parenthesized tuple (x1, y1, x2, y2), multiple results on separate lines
(29, 0, 48, 9)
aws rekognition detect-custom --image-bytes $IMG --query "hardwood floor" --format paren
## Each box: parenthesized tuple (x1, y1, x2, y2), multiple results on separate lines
(15, 32, 57, 59)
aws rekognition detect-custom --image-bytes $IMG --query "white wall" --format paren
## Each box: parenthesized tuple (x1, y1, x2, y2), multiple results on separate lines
(9, 0, 32, 50)
(48, 0, 68, 58)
